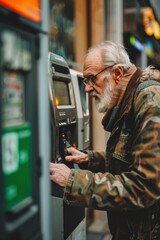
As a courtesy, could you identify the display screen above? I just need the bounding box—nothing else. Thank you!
[78,76,87,113]
[53,81,71,106]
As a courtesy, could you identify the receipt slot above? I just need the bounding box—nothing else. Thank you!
[48,52,86,240]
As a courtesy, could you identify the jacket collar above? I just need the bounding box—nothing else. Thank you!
[102,67,142,132]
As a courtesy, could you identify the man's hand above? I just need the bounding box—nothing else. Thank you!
[50,162,71,187]
[65,147,89,165]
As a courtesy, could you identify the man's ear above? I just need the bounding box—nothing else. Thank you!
[113,66,124,84]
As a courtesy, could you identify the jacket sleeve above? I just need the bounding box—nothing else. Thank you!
[80,150,106,173]
[63,86,160,211]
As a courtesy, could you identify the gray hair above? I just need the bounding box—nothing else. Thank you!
[86,41,133,71]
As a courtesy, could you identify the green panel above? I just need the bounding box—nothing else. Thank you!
[2,123,32,211]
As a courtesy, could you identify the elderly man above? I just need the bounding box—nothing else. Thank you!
[50,41,160,240]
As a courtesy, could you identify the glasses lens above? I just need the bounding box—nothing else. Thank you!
[89,76,96,84]
[83,75,96,85]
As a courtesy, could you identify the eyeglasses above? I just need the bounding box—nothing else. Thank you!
[83,64,115,86]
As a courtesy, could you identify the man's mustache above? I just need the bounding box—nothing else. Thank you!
[90,91,100,98]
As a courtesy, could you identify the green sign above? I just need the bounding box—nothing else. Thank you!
[2,123,32,211]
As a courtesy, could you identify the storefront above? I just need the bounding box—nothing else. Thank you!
[123,0,160,69]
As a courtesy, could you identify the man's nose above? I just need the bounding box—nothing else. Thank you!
[85,84,94,93]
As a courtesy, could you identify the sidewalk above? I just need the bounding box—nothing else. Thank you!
[86,210,112,240]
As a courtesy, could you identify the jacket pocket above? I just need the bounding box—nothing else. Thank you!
[107,128,134,174]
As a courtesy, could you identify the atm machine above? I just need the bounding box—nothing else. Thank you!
[70,69,90,151]
[0,1,51,240]
[48,52,86,240]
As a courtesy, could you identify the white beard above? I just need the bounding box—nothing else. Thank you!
[90,81,114,113]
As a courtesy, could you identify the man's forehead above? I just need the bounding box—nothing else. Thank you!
[86,49,102,61]
[83,51,103,72]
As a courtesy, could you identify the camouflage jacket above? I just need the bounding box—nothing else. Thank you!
[63,68,160,240]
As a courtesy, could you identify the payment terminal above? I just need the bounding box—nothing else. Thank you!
[48,52,86,240]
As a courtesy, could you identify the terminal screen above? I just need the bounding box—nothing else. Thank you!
[53,80,71,106]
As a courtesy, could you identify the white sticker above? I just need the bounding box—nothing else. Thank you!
[2,132,19,174]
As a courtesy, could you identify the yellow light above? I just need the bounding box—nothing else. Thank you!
[142,7,160,40]
[153,21,160,39]
[143,7,154,36]
[55,97,59,106]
